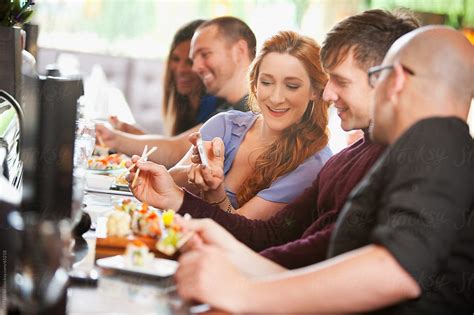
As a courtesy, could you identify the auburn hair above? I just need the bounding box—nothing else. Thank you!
[162,19,206,136]
[237,31,330,206]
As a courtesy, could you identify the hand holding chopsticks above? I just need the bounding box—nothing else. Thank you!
[130,145,147,187]
[123,149,185,211]
[96,133,106,147]
[125,146,157,172]
[116,145,157,188]
[117,146,157,180]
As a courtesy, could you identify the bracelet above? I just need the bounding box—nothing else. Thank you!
[209,195,228,205]
[224,201,234,214]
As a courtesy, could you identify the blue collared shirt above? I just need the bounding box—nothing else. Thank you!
[200,110,332,208]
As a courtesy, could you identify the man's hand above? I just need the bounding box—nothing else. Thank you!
[95,123,118,149]
[175,218,269,278]
[177,218,242,253]
[126,157,184,210]
[109,116,144,135]
[175,245,250,312]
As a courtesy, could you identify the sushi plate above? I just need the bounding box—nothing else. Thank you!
[96,255,178,278]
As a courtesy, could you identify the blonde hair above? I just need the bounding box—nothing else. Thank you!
[238,31,330,205]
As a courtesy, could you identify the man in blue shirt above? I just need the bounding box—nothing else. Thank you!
[96,17,254,168]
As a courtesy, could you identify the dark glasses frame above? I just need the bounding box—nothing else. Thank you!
[367,64,415,88]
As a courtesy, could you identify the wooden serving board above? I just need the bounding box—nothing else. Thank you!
[95,235,174,260]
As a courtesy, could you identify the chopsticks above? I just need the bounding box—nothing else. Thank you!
[131,145,152,188]
[176,230,195,249]
[176,213,194,249]
[116,145,157,187]
[125,146,157,173]
[96,134,106,147]
[157,213,194,255]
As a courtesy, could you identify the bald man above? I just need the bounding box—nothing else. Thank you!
[172,26,474,313]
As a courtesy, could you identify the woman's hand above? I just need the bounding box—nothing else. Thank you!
[126,157,184,210]
[187,132,226,201]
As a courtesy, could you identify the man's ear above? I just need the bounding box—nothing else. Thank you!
[232,39,248,62]
[387,62,406,104]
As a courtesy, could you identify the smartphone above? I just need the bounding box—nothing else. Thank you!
[196,134,209,167]
[68,268,99,285]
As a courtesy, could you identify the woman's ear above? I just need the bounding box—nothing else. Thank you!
[309,88,320,102]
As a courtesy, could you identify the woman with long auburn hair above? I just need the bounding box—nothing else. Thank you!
[180,30,333,220]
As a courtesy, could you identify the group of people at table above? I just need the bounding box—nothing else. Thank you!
[94,8,474,314]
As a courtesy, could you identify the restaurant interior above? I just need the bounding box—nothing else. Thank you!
[0,0,473,314]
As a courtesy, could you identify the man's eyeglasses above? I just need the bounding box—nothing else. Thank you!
[367,64,415,88]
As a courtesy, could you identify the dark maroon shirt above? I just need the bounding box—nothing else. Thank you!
[178,134,385,267]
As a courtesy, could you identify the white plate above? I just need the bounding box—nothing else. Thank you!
[85,187,133,196]
[96,255,178,277]
[86,168,125,176]
[113,182,130,191]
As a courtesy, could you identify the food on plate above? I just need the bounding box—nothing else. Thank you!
[156,231,180,256]
[124,240,154,267]
[106,210,131,237]
[87,154,126,171]
[93,144,109,157]
[114,198,139,215]
[104,199,188,255]
[156,210,189,256]
[162,209,175,227]
[114,174,129,186]
[132,208,162,238]
[109,199,163,238]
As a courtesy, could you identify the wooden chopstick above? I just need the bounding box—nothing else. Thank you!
[176,214,194,250]
[131,145,148,188]
[176,231,195,250]
[96,134,106,147]
[126,146,157,172]
[117,146,157,180]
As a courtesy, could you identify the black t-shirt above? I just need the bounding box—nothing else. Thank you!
[328,117,474,314]
[216,94,249,114]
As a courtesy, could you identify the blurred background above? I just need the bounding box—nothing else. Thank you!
[30,0,474,151]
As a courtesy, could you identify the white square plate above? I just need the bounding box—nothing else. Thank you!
[96,255,178,277]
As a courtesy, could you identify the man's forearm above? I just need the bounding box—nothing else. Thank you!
[142,135,191,168]
[113,133,192,169]
[145,126,199,168]
[237,245,421,313]
[229,242,287,278]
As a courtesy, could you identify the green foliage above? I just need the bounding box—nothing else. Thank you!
[291,0,310,28]
[368,0,473,28]
[90,1,156,40]
[0,0,35,27]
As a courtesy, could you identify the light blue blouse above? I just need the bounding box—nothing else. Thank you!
[200,110,332,208]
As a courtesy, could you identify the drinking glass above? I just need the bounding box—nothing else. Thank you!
[8,212,72,314]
